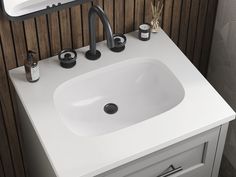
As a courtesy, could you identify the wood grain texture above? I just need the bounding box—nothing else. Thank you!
[134,0,145,29]
[0,62,15,177]
[0,38,25,177]
[93,0,104,41]
[178,0,191,53]
[163,0,173,35]
[47,12,61,55]
[186,0,200,60]
[114,0,124,33]
[192,0,208,68]
[36,15,51,59]
[0,13,17,70]
[24,18,40,60]
[0,0,219,176]
[59,9,72,49]
[82,2,92,46]
[71,5,83,49]
[11,21,27,66]
[104,0,114,30]
[171,0,182,44]
[200,0,218,75]
[0,103,14,177]
[125,0,135,32]
[0,156,5,177]
[144,0,154,24]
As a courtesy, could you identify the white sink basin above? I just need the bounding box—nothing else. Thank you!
[54,58,185,136]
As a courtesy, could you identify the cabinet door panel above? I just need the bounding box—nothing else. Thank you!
[96,127,220,177]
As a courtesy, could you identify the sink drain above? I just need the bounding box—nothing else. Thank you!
[104,103,118,114]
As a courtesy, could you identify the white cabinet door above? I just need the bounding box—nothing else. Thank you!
[96,127,220,177]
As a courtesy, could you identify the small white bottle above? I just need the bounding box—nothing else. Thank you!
[24,51,40,82]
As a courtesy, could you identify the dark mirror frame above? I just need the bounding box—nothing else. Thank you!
[0,0,93,21]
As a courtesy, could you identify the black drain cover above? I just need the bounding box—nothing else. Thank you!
[104,103,118,114]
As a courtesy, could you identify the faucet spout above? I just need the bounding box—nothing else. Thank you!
[85,5,115,60]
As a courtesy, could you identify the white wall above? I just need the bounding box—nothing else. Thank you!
[208,0,236,170]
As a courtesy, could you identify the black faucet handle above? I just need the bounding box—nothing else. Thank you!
[111,34,127,53]
[58,48,77,68]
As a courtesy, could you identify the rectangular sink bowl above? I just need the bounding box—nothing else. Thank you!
[54,58,185,136]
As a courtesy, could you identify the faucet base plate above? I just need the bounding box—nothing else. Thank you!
[111,45,125,53]
[85,50,101,60]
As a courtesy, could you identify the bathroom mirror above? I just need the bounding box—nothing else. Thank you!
[0,0,92,20]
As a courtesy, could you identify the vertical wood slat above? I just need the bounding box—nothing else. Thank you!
[0,108,15,177]
[0,14,17,70]
[0,37,14,177]
[0,102,14,177]
[47,12,61,55]
[0,156,5,177]
[82,2,92,46]
[192,0,208,68]
[24,18,40,60]
[125,0,135,32]
[186,0,200,60]
[162,0,173,35]
[11,21,27,66]
[104,0,114,31]
[144,0,154,24]
[178,0,191,53]
[0,15,26,177]
[36,15,51,59]
[93,0,104,41]
[200,0,218,75]
[114,0,124,33]
[71,5,83,49]
[134,0,145,29]
[0,48,15,177]
[59,9,72,49]
[171,0,182,44]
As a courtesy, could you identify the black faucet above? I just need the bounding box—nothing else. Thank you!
[85,5,126,60]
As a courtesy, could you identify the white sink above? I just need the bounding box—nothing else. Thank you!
[54,58,185,136]
[10,30,235,177]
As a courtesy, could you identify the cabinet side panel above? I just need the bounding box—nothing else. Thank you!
[16,96,57,177]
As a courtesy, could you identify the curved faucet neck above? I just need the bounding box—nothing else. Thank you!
[88,5,115,55]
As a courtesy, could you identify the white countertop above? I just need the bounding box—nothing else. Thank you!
[9,29,235,177]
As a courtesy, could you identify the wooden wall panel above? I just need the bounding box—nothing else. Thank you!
[82,2,92,46]
[178,0,191,53]
[0,100,15,177]
[171,0,182,44]
[134,0,145,29]
[104,0,114,30]
[24,19,40,60]
[192,0,208,67]
[0,26,26,177]
[125,0,135,32]
[0,156,5,177]
[93,0,104,41]
[59,9,73,49]
[48,12,62,55]
[114,0,124,33]
[199,0,219,75]
[185,0,200,60]
[144,0,154,24]
[11,21,27,66]
[0,0,219,176]
[71,5,84,49]
[36,15,51,59]
[163,0,173,35]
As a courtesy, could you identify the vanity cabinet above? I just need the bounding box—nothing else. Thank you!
[10,30,234,177]
[96,127,224,177]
